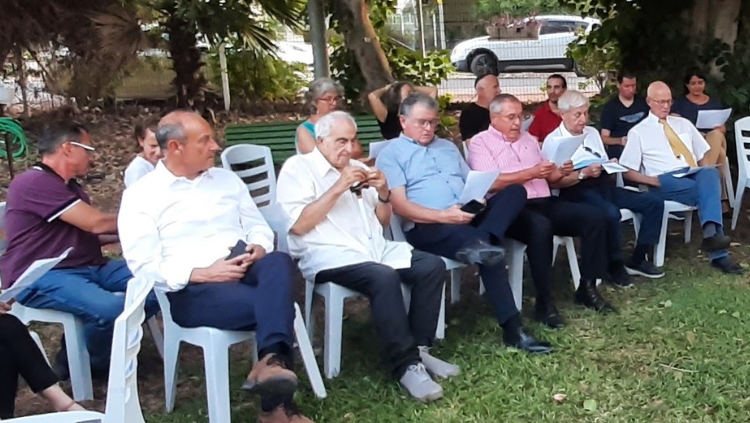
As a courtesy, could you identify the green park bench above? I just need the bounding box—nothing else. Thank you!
[224,115,384,165]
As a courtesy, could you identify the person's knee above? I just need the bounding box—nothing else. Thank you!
[263,251,295,268]
[503,184,528,203]
[365,265,403,295]
[413,253,447,284]
[530,216,553,240]
[86,295,126,330]
[0,314,29,338]
[602,202,622,224]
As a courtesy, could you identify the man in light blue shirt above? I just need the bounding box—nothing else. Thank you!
[377,93,552,354]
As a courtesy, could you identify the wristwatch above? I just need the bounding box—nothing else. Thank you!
[378,191,391,203]
[577,171,586,180]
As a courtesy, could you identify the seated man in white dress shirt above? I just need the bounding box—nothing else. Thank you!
[620,81,742,275]
[118,111,314,423]
[277,111,457,403]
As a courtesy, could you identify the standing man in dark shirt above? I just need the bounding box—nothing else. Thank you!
[600,70,649,159]
[0,122,158,379]
[459,74,501,142]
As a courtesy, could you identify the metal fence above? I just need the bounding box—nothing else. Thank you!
[386,0,600,103]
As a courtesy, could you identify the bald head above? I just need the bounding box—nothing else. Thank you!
[156,110,220,178]
[645,81,673,119]
[475,74,501,105]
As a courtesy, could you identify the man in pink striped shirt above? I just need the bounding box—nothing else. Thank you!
[468,94,617,326]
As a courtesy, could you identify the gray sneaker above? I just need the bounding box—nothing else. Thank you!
[418,346,460,379]
[399,363,444,403]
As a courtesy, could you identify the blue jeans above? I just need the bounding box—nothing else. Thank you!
[652,167,727,260]
[562,186,664,260]
[16,260,159,370]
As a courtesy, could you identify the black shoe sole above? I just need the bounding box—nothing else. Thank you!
[624,266,665,279]
[241,376,298,397]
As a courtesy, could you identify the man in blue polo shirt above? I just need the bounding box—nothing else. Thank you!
[377,93,552,354]
[0,122,158,378]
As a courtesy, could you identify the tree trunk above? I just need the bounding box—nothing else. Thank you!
[166,13,206,109]
[683,0,741,76]
[330,0,393,91]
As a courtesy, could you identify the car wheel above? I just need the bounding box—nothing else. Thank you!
[470,53,498,76]
[573,60,590,77]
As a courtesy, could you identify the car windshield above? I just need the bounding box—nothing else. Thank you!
[539,20,582,35]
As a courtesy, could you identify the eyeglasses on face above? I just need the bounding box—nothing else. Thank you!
[68,141,96,153]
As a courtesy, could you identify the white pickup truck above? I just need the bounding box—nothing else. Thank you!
[450,15,601,76]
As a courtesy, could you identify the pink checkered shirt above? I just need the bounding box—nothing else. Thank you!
[468,126,551,199]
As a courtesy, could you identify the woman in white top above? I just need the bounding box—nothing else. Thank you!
[124,118,163,188]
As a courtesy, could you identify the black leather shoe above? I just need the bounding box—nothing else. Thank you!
[534,304,565,329]
[711,257,744,275]
[702,235,731,253]
[503,328,553,354]
[574,279,617,313]
[608,264,633,288]
[455,239,505,267]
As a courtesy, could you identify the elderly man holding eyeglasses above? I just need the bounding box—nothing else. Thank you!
[377,93,553,355]
[468,94,618,328]
[619,81,742,275]
[0,122,159,381]
[542,90,665,280]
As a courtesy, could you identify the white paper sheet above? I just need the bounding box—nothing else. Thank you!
[544,134,587,165]
[601,162,628,174]
[0,247,72,303]
[672,164,719,178]
[459,170,501,204]
[368,140,393,159]
[571,147,605,170]
[696,108,732,129]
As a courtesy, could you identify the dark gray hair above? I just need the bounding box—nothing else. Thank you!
[37,122,89,156]
[557,90,590,113]
[489,93,522,115]
[305,78,344,111]
[155,123,187,149]
[315,111,358,141]
[399,93,438,118]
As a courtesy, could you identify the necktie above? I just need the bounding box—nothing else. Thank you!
[659,118,697,168]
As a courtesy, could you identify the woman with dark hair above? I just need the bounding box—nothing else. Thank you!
[671,68,730,210]
[368,81,438,140]
[124,117,163,188]
[0,301,85,419]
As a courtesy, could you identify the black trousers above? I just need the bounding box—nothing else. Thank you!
[0,313,59,419]
[405,184,528,326]
[505,197,609,296]
[315,250,446,379]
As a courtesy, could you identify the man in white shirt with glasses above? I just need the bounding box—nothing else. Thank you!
[277,111,457,404]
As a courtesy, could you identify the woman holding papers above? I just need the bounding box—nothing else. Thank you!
[671,68,730,210]
[0,301,85,418]
[544,90,666,280]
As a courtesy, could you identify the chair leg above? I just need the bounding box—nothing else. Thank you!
[203,343,232,423]
[147,316,165,360]
[724,157,735,207]
[564,238,581,290]
[323,293,345,379]
[654,208,670,267]
[304,280,315,340]
[435,284,446,340]
[163,334,181,413]
[293,303,327,398]
[632,215,641,243]
[449,268,461,304]
[732,180,746,230]
[684,211,693,244]
[63,318,94,401]
[507,244,525,311]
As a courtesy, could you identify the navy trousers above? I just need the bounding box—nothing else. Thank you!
[560,185,664,260]
[405,184,527,325]
[652,167,727,260]
[167,251,296,353]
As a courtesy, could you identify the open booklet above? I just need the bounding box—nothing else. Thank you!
[571,148,627,174]
[672,164,719,178]
[544,134,586,166]
[0,247,73,303]
[459,170,501,204]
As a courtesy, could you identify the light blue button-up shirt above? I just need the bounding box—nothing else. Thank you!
[376,134,469,210]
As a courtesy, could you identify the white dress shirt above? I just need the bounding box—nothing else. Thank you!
[118,161,275,292]
[542,123,609,161]
[277,148,412,281]
[619,112,710,177]
[123,155,155,188]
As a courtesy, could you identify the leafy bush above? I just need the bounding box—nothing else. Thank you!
[206,47,308,102]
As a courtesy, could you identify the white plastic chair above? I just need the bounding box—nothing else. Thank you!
[731,116,750,230]
[156,290,325,423]
[221,144,277,208]
[5,277,155,423]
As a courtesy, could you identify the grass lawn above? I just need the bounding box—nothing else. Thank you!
[14,227,750,422]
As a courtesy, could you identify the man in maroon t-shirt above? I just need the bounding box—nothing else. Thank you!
[0,122,157,378]
[528,74,567,143]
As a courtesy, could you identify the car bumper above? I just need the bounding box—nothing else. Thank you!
[452,60,469,72]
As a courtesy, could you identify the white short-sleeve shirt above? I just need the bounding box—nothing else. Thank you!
[123,155,155,188]
[619,113,710,177]
[542,123,609,161]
